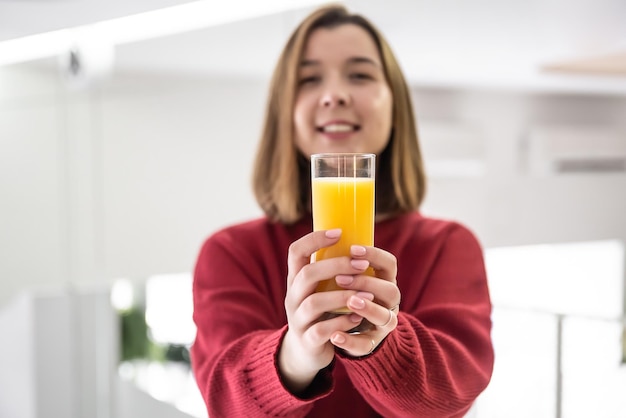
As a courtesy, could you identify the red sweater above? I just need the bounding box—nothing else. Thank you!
[191,212,494,417]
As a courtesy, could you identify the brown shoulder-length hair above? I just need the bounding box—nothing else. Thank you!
[252,4,426,224]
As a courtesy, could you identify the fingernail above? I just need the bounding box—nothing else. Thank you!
[335,275,354,286]
[356,291,374,301]
[350,259,369,270]
[351,245,366,256]
[349,296,366,309]
[349,314,363,323]
[332,333,346,344]
[325,229,342,238]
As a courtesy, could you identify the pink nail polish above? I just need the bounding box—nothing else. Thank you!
[335,275,354,285]
[350,296,365,309]
[355,291,374,301]
[349,314,363,323]
[351,245,366,256]
[351,259,369,270]
[325,229,342,238]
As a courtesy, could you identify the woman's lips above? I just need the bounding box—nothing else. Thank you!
[316,123,360,139]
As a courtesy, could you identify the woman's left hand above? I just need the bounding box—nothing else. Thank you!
[330,244,401,357]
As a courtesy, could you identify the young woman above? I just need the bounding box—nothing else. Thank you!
[191,5,494,417]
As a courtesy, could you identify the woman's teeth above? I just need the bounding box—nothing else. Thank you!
[321,124,355,132]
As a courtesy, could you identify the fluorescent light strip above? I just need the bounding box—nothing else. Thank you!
[100,0,324,45]
[0,0,324,67]
[0,29,73,66]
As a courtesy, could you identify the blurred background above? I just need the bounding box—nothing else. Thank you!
[0,0,625,417]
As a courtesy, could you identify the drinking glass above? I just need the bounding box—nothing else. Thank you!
[311,153,376,315]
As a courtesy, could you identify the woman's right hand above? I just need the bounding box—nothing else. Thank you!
[278,229,373,394]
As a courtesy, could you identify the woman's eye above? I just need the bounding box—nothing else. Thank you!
[350,72,373,81]
[299,76,320,85]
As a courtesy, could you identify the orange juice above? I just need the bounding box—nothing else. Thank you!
[312,177,375,313]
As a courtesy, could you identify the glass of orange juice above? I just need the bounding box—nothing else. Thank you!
[311,153,376,316]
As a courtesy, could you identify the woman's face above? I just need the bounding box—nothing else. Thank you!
[293,24,393,157]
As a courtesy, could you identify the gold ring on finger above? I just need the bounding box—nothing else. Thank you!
[367,338,376,355]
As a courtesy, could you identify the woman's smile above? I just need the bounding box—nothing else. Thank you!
[316,120,361,140]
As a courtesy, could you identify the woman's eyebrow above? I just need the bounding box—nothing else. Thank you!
[300,59,320,67]
[300,56,381,68]
[348,56,381,68]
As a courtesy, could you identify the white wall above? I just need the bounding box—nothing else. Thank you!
[1,63,626,308]
[96,74,266,279]
[1,66,68,307]
[0,65,267,306]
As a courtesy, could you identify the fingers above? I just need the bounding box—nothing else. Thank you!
[349,244,397,283]
[284,229,400,360]
[335,272,401,314]
[290,290,374,334]
[329,299,399,357]
[331,333,377,357]
[299,312,365,347]
[285,229,343,317]
[334,244,400,313]
[344,294,398,330]
[286,254,371,316]
[287,229,341,287]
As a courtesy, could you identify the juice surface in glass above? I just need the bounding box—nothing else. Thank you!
[312,176,375,313]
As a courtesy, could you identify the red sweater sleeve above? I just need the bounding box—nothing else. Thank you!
[337,221,494,417]
[190,225,333,418]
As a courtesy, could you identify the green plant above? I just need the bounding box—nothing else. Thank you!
[119,307,149,361]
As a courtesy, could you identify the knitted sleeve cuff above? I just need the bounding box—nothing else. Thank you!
[335,317,421,395]
[242,326,334,416]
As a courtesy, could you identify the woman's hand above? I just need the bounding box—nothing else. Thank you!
[280,229,370,393]
[278,229,400,393]
[330,244,400,357]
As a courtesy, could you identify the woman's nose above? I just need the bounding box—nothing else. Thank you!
[320,87,350,107]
